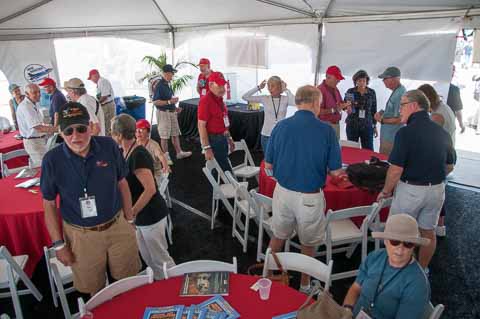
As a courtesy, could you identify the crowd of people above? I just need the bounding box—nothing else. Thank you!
[1,57,462,318]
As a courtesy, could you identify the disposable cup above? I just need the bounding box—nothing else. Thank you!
[258,278,272,300]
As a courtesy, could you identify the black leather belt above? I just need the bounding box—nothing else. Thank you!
[401,179,442,186]
[22,135,46,140]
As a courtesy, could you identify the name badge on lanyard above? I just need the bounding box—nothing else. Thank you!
[359,109,366,119]
[356,309,373,319]
[223,104,230,128]
[201,88,207,96]
[80,192,98,218]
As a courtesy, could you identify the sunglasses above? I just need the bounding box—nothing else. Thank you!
[389,240,415,249]
[63,125,88,136]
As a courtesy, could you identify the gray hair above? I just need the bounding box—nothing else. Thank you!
[295,85,322,105]
[267,76,282,87]
[70,88,87,96]
[403,89,430,111]
[24,83,39,94]
[111,114,136,140]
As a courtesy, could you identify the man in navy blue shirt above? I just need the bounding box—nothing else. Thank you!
[378,89,455,270]
[265,85,342,293]
[38,77,67,127]
[41,102,140,295]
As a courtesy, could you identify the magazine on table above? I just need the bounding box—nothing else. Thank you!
[272,311,297,319]
[197,296,240,319]
[180,272,230,296]
[15,177,40,188]
[143,305,185,319]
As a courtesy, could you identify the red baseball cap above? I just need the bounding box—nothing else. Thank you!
[198,58,210,66]
[38,78,56,87]
[136,119,151,130]
[88,69,99,80]
[208,72,227,86]
[326,65,345,80]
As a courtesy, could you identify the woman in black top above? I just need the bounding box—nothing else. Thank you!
[344,70,378,150]
[111,114,175,280]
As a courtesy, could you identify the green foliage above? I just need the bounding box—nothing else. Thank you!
[139,52,197,94]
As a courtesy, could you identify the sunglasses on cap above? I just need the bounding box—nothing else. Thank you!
[389,240,415,249]
[63,125,88,136]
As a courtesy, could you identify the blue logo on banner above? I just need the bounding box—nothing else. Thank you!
[24,64,53,83]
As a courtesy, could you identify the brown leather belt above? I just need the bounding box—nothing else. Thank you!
[67,213,120,232]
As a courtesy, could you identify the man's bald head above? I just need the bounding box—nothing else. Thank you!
[295,85,322,115]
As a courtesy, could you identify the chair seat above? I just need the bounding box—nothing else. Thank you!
[237,200,257,218]
[50,258,74,283]
[330,219,362,242]
[0,255,28,288]
[233,166,260,178]
[218,182,249,198]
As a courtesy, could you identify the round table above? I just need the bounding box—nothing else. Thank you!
[177,98,264,150]
[91,273,308,319]
[0,172,52,276]
[0,130,28,170]
[259,147,389,225]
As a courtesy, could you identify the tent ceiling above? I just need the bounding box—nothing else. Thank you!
[0,0,478,39]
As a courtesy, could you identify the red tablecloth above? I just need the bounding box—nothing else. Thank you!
[0,173,52,276]
[259,147,389,224]
[92,273,308,319]
[0,130,28,169]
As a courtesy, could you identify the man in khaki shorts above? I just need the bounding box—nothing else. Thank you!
[88,69,116,136]
[41,102,140,295]
[265,85,343,294]
[152,64,192,162]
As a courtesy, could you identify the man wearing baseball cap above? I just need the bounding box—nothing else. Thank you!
[317,65,351,139]
[39,77,67,127]
[197,58,213,98]
[198,71,235,172]
[88,69,116,136]
[152,64,192,161]
[374,66,405,155]
[41,102,140,296]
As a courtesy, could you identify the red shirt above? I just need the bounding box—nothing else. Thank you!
[317,80,342,124]
[197,72,211,97]
[198,91,228,134]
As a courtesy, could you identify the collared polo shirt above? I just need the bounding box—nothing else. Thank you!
[389,111,456,185]
[197,73,211,97]
[380,84,406,143]
[49,88,67,124]
[266,110,342,192]
[198,91,228,135]
[16,97,44,138]
[40,136,127,227]
[153,78,175,111]
[96,77,115,104]
[77,94,106,136]
[446,83,463,112]
[317,80,342,124]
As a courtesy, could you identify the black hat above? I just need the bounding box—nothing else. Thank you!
[58,102,90,131]
[162,64,177,73]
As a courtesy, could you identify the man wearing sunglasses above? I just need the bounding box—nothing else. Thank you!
[40,102,140,296]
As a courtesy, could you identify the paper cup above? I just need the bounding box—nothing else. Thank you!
[258,278,272,300]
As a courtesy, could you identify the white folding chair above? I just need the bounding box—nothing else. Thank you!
[163,258,237,279]
[157,173,173,245]
[77,268,154,316]
[202,159,247,229]
[50,263,76,319]
[0,149,30,178]
[45,133,60,152]
[424,302,445,319]
[262,248,333,293]
[340,140,361,148]
[316,204,379,280]
[229,139,260,181]
[371,197,393,250]
[43,247,74,309]
[0,246,43,319]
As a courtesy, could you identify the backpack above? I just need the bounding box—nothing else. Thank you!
[346,156,389,193]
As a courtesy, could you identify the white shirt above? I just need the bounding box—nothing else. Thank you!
[242,86,295,136]
[16,98,44,138]
[97,77,115,104]
[77,94,106,136]
[0,117,11,131]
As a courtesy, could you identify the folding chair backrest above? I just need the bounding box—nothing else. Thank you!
[1,149,30,177]
[50,263,74,319]
[163,258,237,279]
[262,248,333,292]
[230,139,255,166]
[225,171,252,204]
[80,268,154,313]
[251,190,272,222]
[46,133,59,152]
[326,205,375,227]
[205,159,229,184]
[424,302,444,319]
[340,140,361,148]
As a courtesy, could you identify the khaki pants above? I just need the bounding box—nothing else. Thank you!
[156,110,181,139]
[101,100,116,136]
[330,123,340,140]
[63,213,141,294]
[23,138,47,168]
[379,140,394,156]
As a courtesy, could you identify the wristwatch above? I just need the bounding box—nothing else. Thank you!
[201,145,212,154]
[52,240,65,251]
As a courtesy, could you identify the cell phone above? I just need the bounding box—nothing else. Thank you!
[264,168,273,177]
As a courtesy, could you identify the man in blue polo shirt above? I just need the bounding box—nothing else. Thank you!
[41,102,141,295]
[378,89,455,270]
[38,77,66,127]
[265,85,342,293]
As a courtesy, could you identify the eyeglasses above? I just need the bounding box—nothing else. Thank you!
[389,240,415,249]
[63,125,88,136]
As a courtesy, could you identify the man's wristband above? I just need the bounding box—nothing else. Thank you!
[202,145,212,154]
[343,305,354,311]
[381,190,391,197]
[52,239,66,251]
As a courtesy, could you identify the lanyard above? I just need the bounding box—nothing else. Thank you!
[271,96,281,121]
[369,254,412,311]
[67,154,93,198]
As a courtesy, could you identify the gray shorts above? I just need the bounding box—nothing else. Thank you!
[272,184,326,246]
[156,110,181,139]
[390,181,445,230]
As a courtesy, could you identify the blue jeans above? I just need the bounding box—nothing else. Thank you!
[261,135,270,155]
[209,134,232,172]
[346,123,374,150]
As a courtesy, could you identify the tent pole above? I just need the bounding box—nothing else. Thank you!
[171,29,175,63]
[0,0,53,25]
[314,23,323,86]
[255,0,315,17]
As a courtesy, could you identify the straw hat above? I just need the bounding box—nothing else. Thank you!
[372,214,430,246]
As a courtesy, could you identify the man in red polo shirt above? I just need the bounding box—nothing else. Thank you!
[197,58,213,98]
[198,71,235,172]
[317,65,351,139]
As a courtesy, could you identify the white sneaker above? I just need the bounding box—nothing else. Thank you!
[176,151,192,159]
[435,225,446,237]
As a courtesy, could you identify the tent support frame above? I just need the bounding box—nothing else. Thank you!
[255,0,316,18]
[0,0,53,25]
